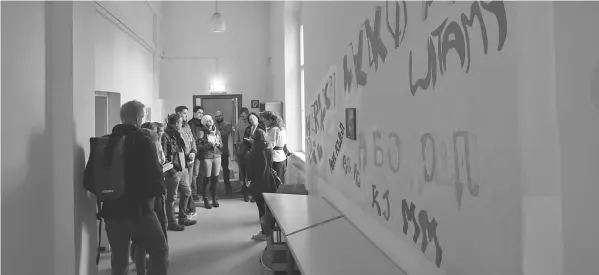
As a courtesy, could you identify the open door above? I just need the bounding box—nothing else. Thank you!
[193,94,242,181]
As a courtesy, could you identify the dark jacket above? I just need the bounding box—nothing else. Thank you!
[161,125,187,173]
[216,120,232,155]
[188,118,203,140]
[245,128,275,196]
[197,125,223,159]
[84,124,164,220]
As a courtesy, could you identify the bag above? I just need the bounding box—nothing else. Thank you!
[84,133,129,265]
[90,134,128,202]
[266,165,283,193]
[283,144,292,157]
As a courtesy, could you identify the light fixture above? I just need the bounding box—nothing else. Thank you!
[209,77,227,93]
[209,0,226,33]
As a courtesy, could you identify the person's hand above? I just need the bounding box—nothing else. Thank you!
[188,153,195,160]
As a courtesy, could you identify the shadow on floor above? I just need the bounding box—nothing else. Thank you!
[98,198,266,275]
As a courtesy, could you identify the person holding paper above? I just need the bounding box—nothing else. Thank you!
[196,115,224,209]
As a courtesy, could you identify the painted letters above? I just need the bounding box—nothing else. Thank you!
[373,129,384,167]
[364,7,388,72]
[328,123,346,172]
[373,185,391,220]
[453,130,478,209]
[422,133,436,182]
[402,199,443,267]
[418,211,443,267]
[409,1,508,96]
[386,0,408,49]
[388,132,401,173]
[358,131,368,170]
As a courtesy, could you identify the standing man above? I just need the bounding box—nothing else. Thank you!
[188,106,204,202]
[162,113,197,231]
[234,107,250,200]
[84,100,169,274]
[175,106,198,217]
[215,110,233,195]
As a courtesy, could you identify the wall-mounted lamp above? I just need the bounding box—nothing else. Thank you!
[209,78,227,93]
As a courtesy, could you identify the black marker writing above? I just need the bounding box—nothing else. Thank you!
[401,199,443,267]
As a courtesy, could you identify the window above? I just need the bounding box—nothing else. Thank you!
[300,24,306,152]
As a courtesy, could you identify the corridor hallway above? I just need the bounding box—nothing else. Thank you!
[4,1,599,275]
[98,195,265,275]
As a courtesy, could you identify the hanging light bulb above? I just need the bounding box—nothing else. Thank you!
[209,0,226,33]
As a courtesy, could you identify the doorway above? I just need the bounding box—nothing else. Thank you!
[95,91,121,137]
[94,90,120,251]
[193,94,242,181]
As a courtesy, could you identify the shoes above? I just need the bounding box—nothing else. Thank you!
[192,195,201,202]
[212,199,220,208]
[251,231,266,242]
[187,211,197,219]
[203,198,212,209]
[167,222,184,231]
[178,217,197,226]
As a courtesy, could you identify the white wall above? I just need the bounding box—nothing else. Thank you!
[553,3,599,275]
[2,2,161,275]
[2,2,96,275]
[94,1,161,120]
[269,1,285,103]
[160,1,270,113]
[302,1,523,275]
[2,3,54,273]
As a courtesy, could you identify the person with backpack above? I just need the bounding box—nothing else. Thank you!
[162,113,197,231]
[83,100,168,275]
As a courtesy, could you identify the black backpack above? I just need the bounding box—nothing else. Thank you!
[83,133,131,265]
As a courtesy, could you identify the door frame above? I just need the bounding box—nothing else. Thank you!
[193,94,243,114]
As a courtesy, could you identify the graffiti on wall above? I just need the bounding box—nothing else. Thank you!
[329,122,346,172]
[310,1,508,268]
[342,0,508,97]
[306,68,338,166]
[401,198,443,267]
[409,1,508,96]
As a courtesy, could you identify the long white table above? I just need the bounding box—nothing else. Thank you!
[286,217,407,275]
[262,194,406,275]
[262,193,343,236]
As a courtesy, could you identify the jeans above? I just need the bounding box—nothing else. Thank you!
[133,195,167,275]
[190,160,202,197]
[165,169,191,222]
[238,161,248,194]
[272,161,286,185]
[186,163,198,213]
[254,193,266,234]
[105,212,169,275]
[221,153,231,184]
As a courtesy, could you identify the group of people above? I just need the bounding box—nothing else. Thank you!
[86,99,288,274]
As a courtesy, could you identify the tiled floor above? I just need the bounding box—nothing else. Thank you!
[98,184,266,275]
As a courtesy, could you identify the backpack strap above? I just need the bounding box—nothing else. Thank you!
[95,200,103,265]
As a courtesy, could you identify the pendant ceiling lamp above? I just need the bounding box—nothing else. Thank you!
[209,0,226,33]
